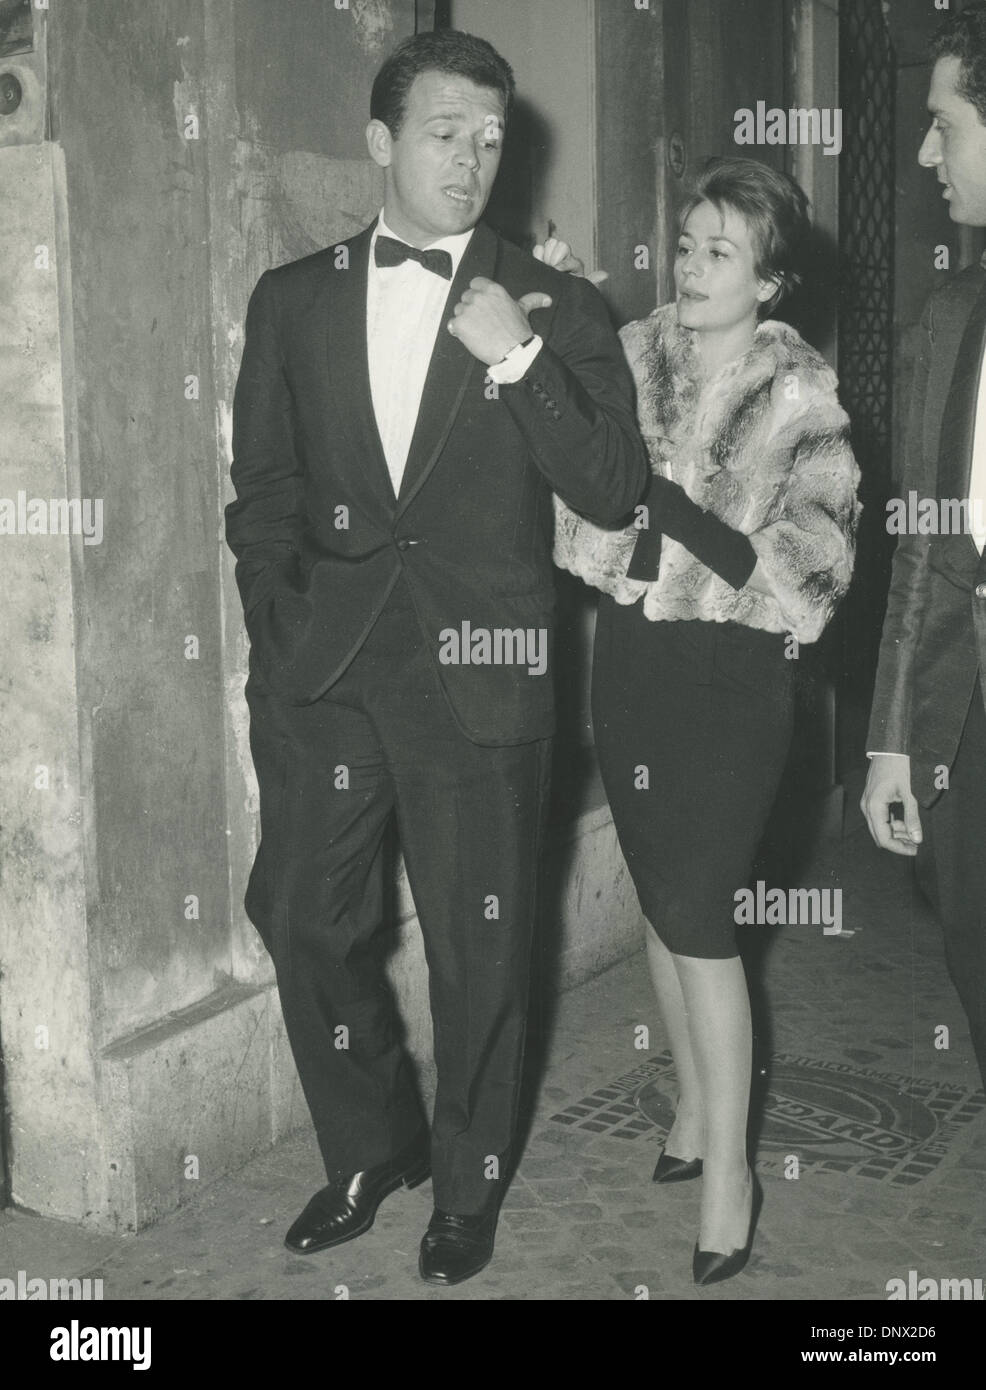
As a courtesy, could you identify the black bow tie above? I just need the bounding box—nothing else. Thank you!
[374,234,453,280]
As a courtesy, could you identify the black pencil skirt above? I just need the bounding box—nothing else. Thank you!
[592,594,796,959]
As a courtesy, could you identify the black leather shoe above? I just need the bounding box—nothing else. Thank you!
[652,1149,703,1183]
[418,1208,496,1286]
[285,1136,430,1254]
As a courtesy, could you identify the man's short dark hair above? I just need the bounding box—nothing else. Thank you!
[371,29,515,139]
[679,157,811,317]
[930,1,986,125]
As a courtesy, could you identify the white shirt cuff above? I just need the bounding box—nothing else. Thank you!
[866,751,909,759]
[487,335,544,384]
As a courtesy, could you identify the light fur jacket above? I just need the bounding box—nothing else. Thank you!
[553,304,862,644]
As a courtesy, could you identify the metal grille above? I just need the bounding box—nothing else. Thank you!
[838,2,896,476]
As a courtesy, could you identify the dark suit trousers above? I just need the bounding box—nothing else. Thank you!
[244,575,551,1214]
[917,684,986,1087]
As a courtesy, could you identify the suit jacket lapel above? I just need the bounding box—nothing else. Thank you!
[395,222,499,517]
[323,220,397,513]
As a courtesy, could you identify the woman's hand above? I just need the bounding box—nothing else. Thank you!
[532,230,609,285]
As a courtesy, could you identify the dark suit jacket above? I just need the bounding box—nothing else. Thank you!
[867,257,986,805]
[225,220,647,744]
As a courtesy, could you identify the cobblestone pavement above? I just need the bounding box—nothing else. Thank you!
[2,779,984,1302]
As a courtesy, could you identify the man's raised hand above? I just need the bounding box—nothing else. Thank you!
[533,233,609,285]
[447,277,552,365]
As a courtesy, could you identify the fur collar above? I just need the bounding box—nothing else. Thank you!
[618,306,842,531]
[620,304,838,444]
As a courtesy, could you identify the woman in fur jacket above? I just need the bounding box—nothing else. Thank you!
[542,158,861,1285]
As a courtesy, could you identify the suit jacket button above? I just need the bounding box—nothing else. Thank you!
[976,582,986,598]
[397,538,411,551]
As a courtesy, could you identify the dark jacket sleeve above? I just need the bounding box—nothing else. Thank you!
[224,270,306,618]
[495,274,649,524]
[626,473,758,590]
[865,295,936,754]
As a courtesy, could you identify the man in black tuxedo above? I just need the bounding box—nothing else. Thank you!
[225,29,646,1285]
[862,5,986,1087]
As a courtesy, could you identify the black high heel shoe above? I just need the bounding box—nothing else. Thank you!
[692,1171,763,1286]
[652,1149,703,1183]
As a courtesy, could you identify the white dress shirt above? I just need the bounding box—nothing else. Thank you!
[367,213,475,495]
[366,211,544,494]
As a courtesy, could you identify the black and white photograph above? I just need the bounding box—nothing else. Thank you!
[0,0,984,1351]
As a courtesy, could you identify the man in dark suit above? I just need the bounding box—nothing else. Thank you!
[224,29,646,1285]
[862,5,986,1087]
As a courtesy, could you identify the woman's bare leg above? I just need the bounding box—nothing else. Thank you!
[673,952,753,1254]
[645,925,704,1158]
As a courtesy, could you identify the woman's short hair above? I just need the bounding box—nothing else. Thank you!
[679,157,811,316]
[371,30,515,139]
